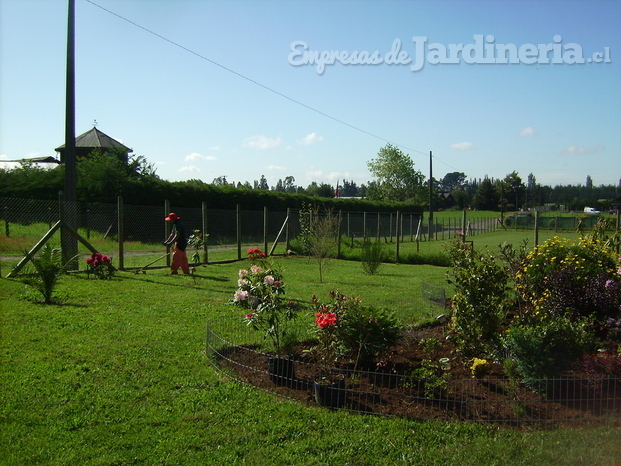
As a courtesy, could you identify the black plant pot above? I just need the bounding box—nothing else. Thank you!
[314,379,347,408]
[267,357,296,387]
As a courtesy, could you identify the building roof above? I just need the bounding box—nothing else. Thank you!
[55,127,132,153]
[4,156,61,164]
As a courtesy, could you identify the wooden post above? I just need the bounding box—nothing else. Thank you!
[285,208,291,252]
[534,210,539,247]
[202,201,208,263]
[165,200,171,266]
[389,212,393,242]
[363,211,367,238]
[337,210,342,258]
[263,206,268,255]
[395,211,400,263]
[237,204,242,260]
[117,196,124,270]
[376,212,380,241]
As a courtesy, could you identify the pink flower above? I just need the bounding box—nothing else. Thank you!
[274,280,282,287]
[238,269,248,278]
[238,278,249,287]
[263,275,275,286]
[245,313,254,319]
[234,290,250,302]
[250,265,263,274]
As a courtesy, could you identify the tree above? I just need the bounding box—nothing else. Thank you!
[439,172,467,192]
[300,206,340,283]
[586,175,593,189]
[503,171,525,210]
[254,175,269,190]
[366,144,425,202]
[283,175,296,193]
[472,177,500,211]
[212,176,228,186]
[305,181,334,197]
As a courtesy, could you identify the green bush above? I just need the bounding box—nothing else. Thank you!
[311,291,402,368]
[360,239,388,275]
[447,241,510,355]
[19,244,72,304]
[502,315,596,389]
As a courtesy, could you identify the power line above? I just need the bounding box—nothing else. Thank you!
[84,0,437,159]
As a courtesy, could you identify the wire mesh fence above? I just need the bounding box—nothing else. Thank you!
[206,323,621,426]
[2,196,618,275]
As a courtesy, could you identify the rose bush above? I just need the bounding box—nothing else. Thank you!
[230,249,297,353]
[85,252,114,279]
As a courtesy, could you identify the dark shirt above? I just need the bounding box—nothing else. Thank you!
[172,220,188,251]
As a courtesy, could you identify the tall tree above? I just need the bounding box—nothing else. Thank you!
[439,172,467,192]
[366,144,425,202]
[472,177,500,211]
[503,171,525,210]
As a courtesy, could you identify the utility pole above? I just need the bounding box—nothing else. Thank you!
[428,151,433,240]
[61,0,78,267]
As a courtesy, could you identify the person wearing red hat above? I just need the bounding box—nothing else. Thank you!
[164,213,190,274]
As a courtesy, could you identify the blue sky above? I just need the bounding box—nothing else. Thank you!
[2,0,620,189]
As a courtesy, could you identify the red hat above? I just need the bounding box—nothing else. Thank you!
[165,212,179,221]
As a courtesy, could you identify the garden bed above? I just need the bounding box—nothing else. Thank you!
[209,324,621,427]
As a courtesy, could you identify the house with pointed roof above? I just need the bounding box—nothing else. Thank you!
[55,127,133,164]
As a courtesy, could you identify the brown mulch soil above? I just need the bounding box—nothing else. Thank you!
[214,324,621,427]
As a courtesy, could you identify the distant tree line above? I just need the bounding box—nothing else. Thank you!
[1,145,618,212]
[0,151,417,213]
[437,171,621,212]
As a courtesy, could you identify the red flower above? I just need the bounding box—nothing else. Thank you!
[86,258,93,265]
[315,312,337,328]
[102,255,110,263]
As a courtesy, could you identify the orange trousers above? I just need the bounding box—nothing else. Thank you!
[171,246,190,274]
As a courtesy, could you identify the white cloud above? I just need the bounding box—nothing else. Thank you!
[297,132,323,146]
[450,142,475,151]
[178,165,201,173]
[243,135,282,150]
[266,165,286,171]
[562,144,604,155]
[185,152,216,162]
[519,126,539,137]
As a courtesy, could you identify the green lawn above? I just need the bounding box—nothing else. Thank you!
[1,256,620,464]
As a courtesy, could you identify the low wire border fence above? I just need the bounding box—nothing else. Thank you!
[206,325,621,427]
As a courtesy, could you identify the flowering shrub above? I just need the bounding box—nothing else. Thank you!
[230,249,297,353]
[85,252,114,279]
[309,291,402,368]
[516,236,619,320]
[470,358,490,379]
[447,239,510,355]
[246,247,266,261]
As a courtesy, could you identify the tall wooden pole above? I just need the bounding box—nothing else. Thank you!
[62,0,78,266]
[428,151,433,240]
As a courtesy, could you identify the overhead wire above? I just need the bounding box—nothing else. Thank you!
[84,0,465,174]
